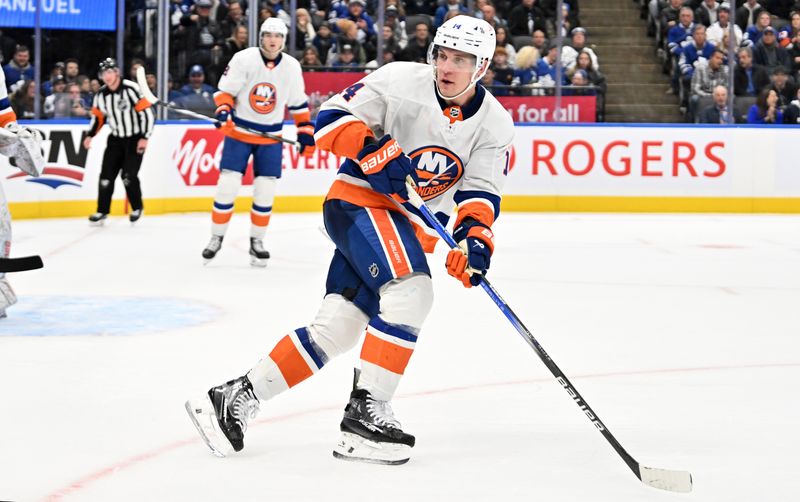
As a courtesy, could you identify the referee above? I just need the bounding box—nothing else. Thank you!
[83,58,154,225]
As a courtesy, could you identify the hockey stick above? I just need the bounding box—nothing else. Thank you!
[0,255,43,273]
[404,180,692,493]
[134,67,298,146]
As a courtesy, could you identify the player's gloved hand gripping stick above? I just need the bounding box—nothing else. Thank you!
[135,67,299,147]
[404,178,693,494]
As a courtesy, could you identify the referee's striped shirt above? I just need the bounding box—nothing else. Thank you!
[88,79,154,139]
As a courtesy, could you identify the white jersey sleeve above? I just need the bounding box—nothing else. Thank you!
[0,70,17,127]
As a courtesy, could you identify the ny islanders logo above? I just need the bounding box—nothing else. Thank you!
[408,145,463,201]
[249,82,277,114]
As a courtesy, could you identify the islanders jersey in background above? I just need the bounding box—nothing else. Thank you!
[215,47,310,144]
[314,62,515,252]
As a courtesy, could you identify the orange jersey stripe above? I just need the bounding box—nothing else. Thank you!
[360,332,414,375]
[91,107,105,129]
[223,125,281,145]
[369,209,411,277]
[250,212,271,227]
[213,91,235,108]
[134,98,152,112]
[269,335,314,387]
[315,121,374,160]
[326,180,399,211]
[291,111,311,124]
[454,201,495,229]
[212,211,233,224]
[0,109,17,127]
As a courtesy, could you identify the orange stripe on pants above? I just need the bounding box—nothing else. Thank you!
[212,211,233,224]
[269,335,314,388]
[360,332,414,375]
[251,212,271,227]
[369,209,411,277]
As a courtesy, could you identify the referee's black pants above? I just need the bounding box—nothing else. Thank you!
[96,135,144,214]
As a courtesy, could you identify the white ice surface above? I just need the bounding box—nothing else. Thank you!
[1,212,799,502]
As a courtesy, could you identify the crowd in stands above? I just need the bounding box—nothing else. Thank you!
[2,0,610,122]
[643,0,800,123]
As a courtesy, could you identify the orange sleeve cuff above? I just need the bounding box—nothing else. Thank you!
[134,98,152,112]
[213,91,235,108]
[0,110,16,128]
[291,111,311,124]
[316,121,375,160]
[454,201,496,230]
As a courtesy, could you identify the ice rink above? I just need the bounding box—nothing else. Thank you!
[1,211,798,502]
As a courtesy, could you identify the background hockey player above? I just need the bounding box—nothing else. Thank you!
[186,16,514,465]
[201,18,316,266]
[84,58,154,226]
[0,68,44,318]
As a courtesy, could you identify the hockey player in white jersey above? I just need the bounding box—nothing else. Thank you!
[202,18,316,266]
[0,69,44,317]
[186,16,514,464]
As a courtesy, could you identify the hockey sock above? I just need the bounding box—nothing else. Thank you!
[211,170,242,236]
[358,316,418,402]
[250,176,276,239]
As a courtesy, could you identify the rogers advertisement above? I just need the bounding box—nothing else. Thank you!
[1,123,798,216]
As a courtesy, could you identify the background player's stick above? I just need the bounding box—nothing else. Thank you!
[0,255,43,273]
[135,67,298,146]
[404,180,693,493]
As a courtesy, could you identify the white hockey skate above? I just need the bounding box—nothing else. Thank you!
[249,237,270,267]
[185,375,260,457]
[332,387,415,465]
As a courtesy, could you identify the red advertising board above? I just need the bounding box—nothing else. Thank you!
[302,71,596,123]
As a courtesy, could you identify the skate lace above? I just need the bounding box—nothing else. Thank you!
[207,236,222,252]
[250,239,265,253]
[231,388,260,433]
[366,397,401,429]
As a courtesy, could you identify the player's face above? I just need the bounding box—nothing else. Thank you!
[434,47,478,99]
[261,32,284,58]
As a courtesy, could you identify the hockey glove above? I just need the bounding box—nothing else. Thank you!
[446,219,494,288]
[214,104,232,128]
[296,121,316,156]
[356,135,418,200]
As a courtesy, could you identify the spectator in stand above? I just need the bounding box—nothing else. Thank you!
[679,24,716,104]
[783,85,800,122]
[511,45,541,91]
[90,78,101,95]
[695,0,721,27]
[507,0,547,37]
[708,3,744,47]
[745,10,774,46]
[301,46,324,70]
[313,21,336,64]
[734,46,772,95]
[380,25,401,61]
[568,49,606,119]
[491,47,515,87]
[779,11,800,73]
[659,0,685,45]
[768,66,799,106]
[43,76,67,118]
[331,43,360,70]
[540,0,580,38]
[65,82,90,119]
[434,0,468,28]
[384,3,409,51]
[9,80,37,120]
[564,69,597,96]
[179,65,216,96]
[41,62,65,97]
[171,66,216,118]
[747,87,784,122]
[129,58,146,83]
[399,22,431,63]
[177,0,224,83]
[219,24,248,70]
[754,26,792,70]
[737,0,765,31]
[536,42,568,86]
[472,0,489,19]
[531,29,548,53]
[219,0,246,39]
[332,19,367,64]
[64,58,80,84]
[480,66,509,96]
[698,85,739,122]
[3,46,33,93]
[480,2,507,31]
[689,48,729,121]
[561,27,598,71]
[494,26,517,66]
[293,9,317,53]
[77,75,93,103]
[668,7,697,59]
[331,0,377,45]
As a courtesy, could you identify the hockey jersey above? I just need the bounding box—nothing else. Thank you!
[0,70,16,128]
[314,62,515,252]
[215,47,311,144]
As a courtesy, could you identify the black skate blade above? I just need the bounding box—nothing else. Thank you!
[332,450,409,466]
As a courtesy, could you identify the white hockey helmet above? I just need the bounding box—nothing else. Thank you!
[427,15,496,98]
[260,18,288,51]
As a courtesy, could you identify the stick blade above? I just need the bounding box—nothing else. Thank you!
[135,66,159,105]
[639,466,693,493]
